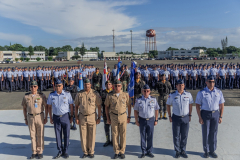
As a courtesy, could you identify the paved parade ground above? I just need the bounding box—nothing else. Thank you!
[0,108,240,160]
[0,59,240,160]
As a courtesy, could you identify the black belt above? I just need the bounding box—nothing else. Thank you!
[53,113,68,117]
[201,110,218,113]
[80,112,95,116]
[28,112,43,117]
[172,114,188,118]
[139,116,154,120]
[111,112,126,116]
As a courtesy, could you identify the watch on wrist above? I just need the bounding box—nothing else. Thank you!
[220,117,222,119]
[24,118,27,120]
[189,115,192,116]
[155,120,158,122]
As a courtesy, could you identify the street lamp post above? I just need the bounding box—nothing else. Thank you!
[130,30,132,53]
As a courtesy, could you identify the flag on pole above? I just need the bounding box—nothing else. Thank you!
[102,58,107,90]
[128,60,136,105]
[116,56,122,80]
[79,73,84,90]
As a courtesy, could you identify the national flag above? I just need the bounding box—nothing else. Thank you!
[116,56,122,80]
[128,60,136,105]
[102,58,107,90]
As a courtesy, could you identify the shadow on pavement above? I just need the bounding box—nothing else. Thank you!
[0,122,53,128]
[0,134,203,159]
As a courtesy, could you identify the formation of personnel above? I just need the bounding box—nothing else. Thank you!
[22,72,225,159]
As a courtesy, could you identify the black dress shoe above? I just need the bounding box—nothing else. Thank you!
[113,154,118,159]
[63,153,69,159]
[103,141,111,147]
[180,151,188,158]
[89,154,94,158]
[147,153,154,158]
[140,154,145,158]
[30,154,37,159]
[175,152,180,158]
[203,152,209,158]
[82,154,88,158]
[119,154,125,159]
[71,126,77,130]
[54,152,62,159]
[38,154,43,159]
[209,152,218,158]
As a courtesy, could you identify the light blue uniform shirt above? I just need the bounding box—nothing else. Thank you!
[68,71,74,78]
[13,70,18,77]
[47,90,73,115]
[3,71,7,77]
[151,70,159,77]
[191,70,198,77]
[37,70,43,77]
[17,71,22,77]
[180,70,188,76]
[43,70,47,77]
[166,90,194,116]
[53,71,59,78]
[142,69,150,77]
[133,95,159,119]
[6,71,13,78]
[195,87,225,111]
[162,70,170,78]
[228,69,236,76]
[218,69,226,76]
[171,70,179,77]
[112,69,117,77]
[0,71,3,78]
[23,71,29,78]
[236,69,240,76]
[201,70,208,77]
[81,70,88,77]
[210,68,218,76]
[29,71,33,77]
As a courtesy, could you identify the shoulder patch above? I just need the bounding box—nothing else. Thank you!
[150,95,155,98]
[50,91,55,94]
[185,91,190,93]
[137,95,142,99]
[64,90,70,93]
[25,92,31,95]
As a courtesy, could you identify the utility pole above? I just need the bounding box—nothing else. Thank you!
[112,29,115,52]
[130,30,132,53]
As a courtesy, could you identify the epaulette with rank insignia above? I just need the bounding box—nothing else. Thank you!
[170,91,176,94]
[150,95,155,98]
[65,91,70,93]
[78,90,84,93]
[50,91,55,94]
[25,92,31,95]
[137,95,142,99]
[185,91,190,93]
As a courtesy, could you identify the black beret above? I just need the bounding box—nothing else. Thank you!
[207,75,215,80]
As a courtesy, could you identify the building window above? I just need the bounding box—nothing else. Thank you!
[188,52,191,53]
[194,51,198,53]
[181,52,185,53]
[4,54,12,56]
[175,52,178,53]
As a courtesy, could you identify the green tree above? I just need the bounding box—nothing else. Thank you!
[61,45,73,51]
[26,58,30,62]
[74,47,81,51]
[79,43,86,60]
[191,46,207,50]
[6,59,10,62]
[15,58,19,62]
[20,57,24,61]
[36,57,41,61]
[48,56,53,61]
[166,47,179,51]
[28,45,34,60]
[0,46,7,51]
[34,45,46,51]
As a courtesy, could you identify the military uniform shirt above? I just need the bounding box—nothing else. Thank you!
[166,90,194,116]
[47,90,73,115]
[68,71,73,78]
[195,87,225,111]
[191,70,198,76]
[3,71,7,77]
[17,71,23,77]
[228,69,236,76]
[180,70,188,76]
[6,71,13,78]
[236,69,240,76]
[33,71,36,77]
[0,71,3,78]
[13,70,18,77]
[43,70,47,77]
[22,93,47,114]
[112,69,118,77]
[36,70,43,77]
[142,70,150,77]
[151,70,159,77]
[171,70,179,77]
[201,70,208,76]
[134,95,159,119]
[23,71,30,78]
[218,69,226,76]
[162,70,170,77]
[29,71,33,77]
[81,71,88,77]
[210,68,218,76]
[53,71,59,78]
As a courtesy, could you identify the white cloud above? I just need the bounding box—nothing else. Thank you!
[0,0,144,38]
[0,32,32,46]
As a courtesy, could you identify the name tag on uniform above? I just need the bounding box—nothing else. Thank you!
[34,103,38,108]
[174,97,178,99]
[150,100,154,104]
[63,97,66,99]
[184,97,189,98]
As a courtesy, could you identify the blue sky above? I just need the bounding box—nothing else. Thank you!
[0,0,240,53]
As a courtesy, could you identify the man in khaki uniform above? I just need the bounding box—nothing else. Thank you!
[75,78,102,158]
[105,80,131,159]
[22,81,47,159]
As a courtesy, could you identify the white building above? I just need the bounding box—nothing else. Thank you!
[158,49,205,59]
[0,51,45,61]
[102,52,147,59]
[57,51,98,60]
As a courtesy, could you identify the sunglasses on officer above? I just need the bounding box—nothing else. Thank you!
[207,81,215,83]
[56,85,62,88]
[30,85,38,88]
[115,85,121,87]
[143,90,150,93]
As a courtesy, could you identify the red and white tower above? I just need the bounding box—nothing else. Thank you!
[145,29,157,53]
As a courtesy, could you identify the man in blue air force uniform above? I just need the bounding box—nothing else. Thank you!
[195,75,225,158]
[134,84,159,158]
[166,79,193,158]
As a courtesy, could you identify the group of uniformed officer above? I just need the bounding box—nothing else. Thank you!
[21,62,226,159]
